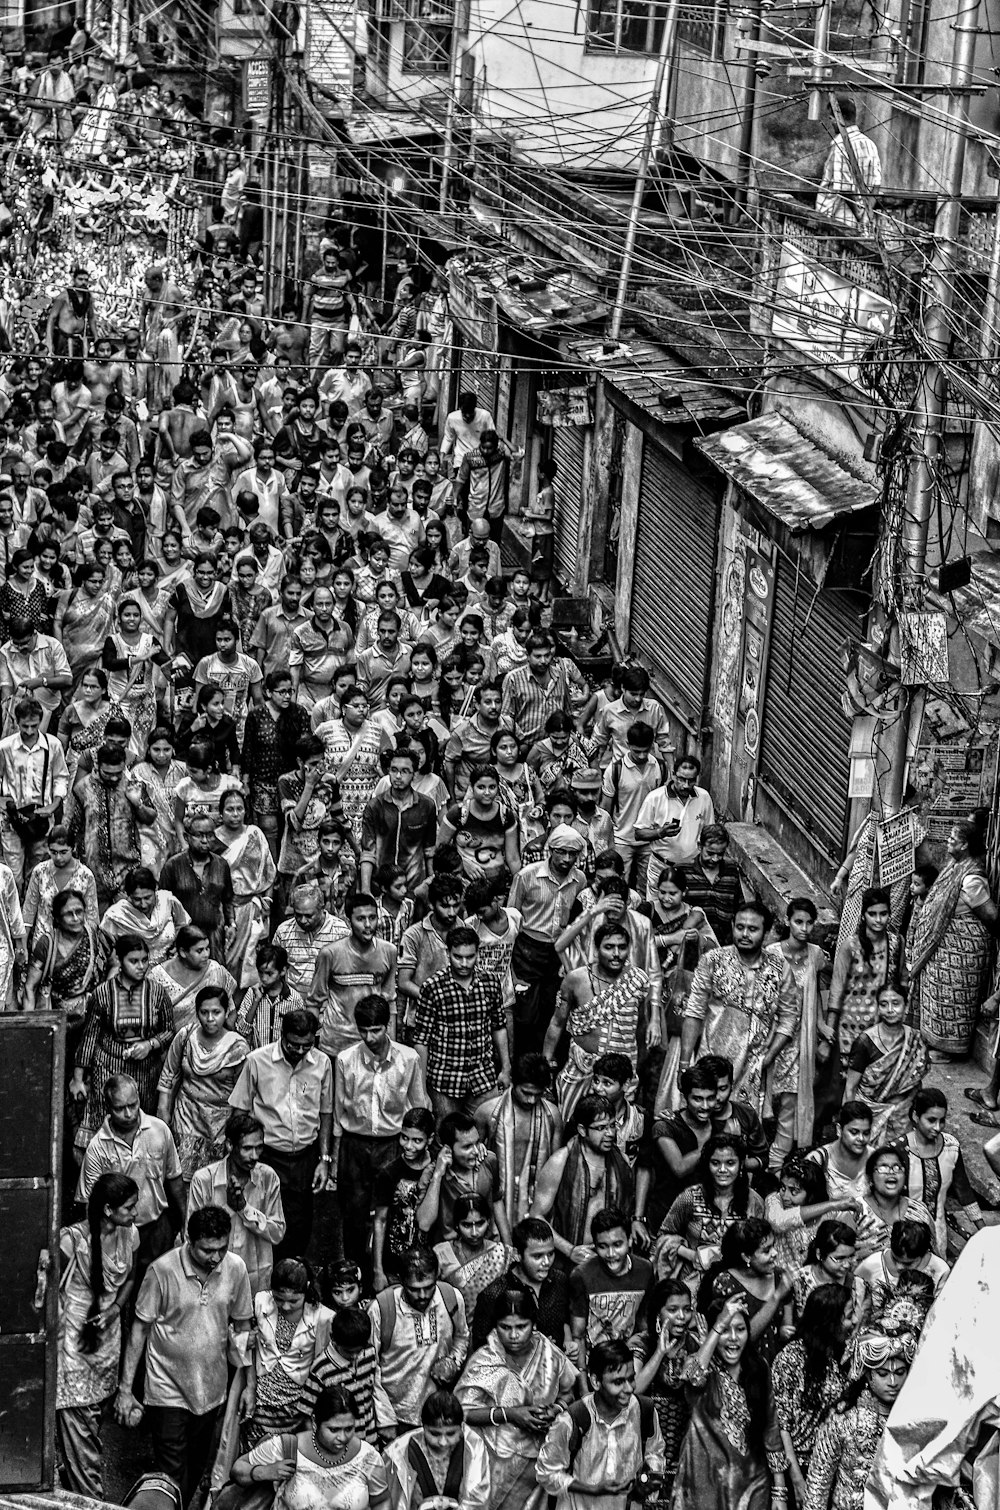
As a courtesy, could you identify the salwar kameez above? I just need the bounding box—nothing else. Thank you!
[56,1218,139,1499]
[75,977,175,1149]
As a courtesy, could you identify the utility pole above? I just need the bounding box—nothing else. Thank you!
[875,0,981,814]
[608,0,681,343]
[439,0,464,213]
[733,0,763,219]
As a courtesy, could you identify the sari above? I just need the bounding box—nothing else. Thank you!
[216,823,276,987]
[61,698,117,786]
[671,1359,783,1510]
[455,1330,578,1510]
[157,1022,249,1181]
[131,758,185,872]
[124,584,172,639]
[62,586,116,677]
[909,856,995,1055]
[149,958,237,1034]
[100,890,190,968]
[433,1239,514,1329]
[852,1025,928,1144]
[105,631,158,760]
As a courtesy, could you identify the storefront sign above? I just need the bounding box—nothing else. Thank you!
[770,241,894,384]
[877,812,917,887]
[536,386,591,427]
[911,733,999,844]
[244,58,272,118]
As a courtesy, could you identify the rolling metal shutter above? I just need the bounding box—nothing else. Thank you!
[757,556,860,860]
[629,440,720,725]
[551,424,587,589]
[456,328,497,419]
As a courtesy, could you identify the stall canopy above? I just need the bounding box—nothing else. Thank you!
[567,337,743,425]
[695,412,878,531]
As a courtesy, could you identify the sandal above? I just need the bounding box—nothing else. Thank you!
[970,1110,1000,1130]
[964,1086,998,1110]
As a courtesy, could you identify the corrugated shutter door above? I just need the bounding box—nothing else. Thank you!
[456,328,497,418]
[629,442,719,722]
[757,558,860,859]
[551,424,586,588]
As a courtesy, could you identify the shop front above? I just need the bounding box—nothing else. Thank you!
[698,410,879,878]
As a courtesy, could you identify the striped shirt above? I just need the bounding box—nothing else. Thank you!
[233,986,307,1050]
[300,1342,381,1444]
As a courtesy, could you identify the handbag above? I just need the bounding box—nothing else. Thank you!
[213,1432,298,1510]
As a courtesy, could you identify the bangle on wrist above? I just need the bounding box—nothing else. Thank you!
[320,1154,332,1163]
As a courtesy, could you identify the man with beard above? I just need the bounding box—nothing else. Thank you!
[531,1093,634,1267]
[369,1245,469,1433]
[508,823,588,1056]
[544,922,651,1123]
[70,742,155,910]
[680,900,800,1131]
[475,1053,563,1229]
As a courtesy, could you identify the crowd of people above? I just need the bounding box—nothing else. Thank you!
[0,59,989,1510]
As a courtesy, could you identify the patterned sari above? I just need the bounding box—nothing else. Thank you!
[434,1239,514,1329]
[62,585,116,677]
[855,1025,929,1144]
[455,1330,577,1510]
[910,857,995,1055]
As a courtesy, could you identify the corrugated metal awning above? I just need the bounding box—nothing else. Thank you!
[345,112,441,145]
[565,336,744,424]
[695,413,878,530]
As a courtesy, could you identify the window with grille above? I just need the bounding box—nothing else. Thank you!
[586,0,667,54]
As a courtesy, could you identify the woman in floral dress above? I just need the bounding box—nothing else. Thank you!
[633,1280,703,1504]
[101,597,160,762]
[827,888,905,1061]
[56,1170,139,1499]
[55,563,117,679]
[315,684,386,843]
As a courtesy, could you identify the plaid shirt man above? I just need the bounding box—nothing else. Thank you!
[816,125,881,225]
[411,966,506,1100]
[501,655,582,749]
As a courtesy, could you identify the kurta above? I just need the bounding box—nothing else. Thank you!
[684,946,800,1113]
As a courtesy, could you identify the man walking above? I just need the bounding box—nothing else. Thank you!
[411,925,511,1120]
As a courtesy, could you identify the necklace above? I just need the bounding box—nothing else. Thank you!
[311,1431,350,1467]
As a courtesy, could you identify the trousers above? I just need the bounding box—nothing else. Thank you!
[262,1141,319,1260]
[338,1131,400,1281]
[146,1403,222,1505]
[56,1401,105,1499]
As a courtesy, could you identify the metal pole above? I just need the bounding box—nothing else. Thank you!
[733,0,762,218]
[608,0,680,343]
[877,0,980,815]
[439,0,463,213]
[808,0,831,119]
[381,190,389,309]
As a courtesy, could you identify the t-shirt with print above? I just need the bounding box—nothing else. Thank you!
[569,1253,653,1351]
[375,1155,432,1268]
[195,650,263,732]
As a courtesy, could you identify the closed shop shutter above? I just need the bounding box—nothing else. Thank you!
[551,424,587,588]
[456,327,497,418]
[757,556,861,860]
[629,440,720,724]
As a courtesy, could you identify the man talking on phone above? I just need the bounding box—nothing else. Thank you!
[633,753,715,900]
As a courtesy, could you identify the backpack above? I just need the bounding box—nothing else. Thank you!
[376,1281,460,1351]
[608,756,664,814]
[565,1393,657,1466]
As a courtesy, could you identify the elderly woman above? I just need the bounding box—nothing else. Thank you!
[455,1284,576,1510]
[909,821,998,1061]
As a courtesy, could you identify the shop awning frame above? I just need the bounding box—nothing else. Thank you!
[695,412,879,531]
